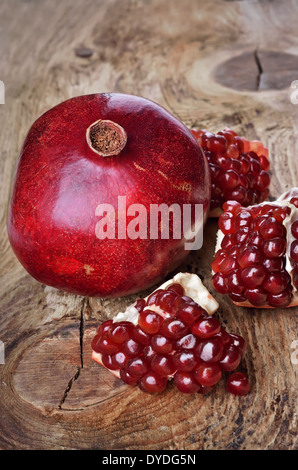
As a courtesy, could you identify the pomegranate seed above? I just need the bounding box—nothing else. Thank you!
[234,227,250,244]
[290,240,298,262]
[172,351,197,372]
[120,369,139,385]
[224,269,245,294]
[175,333,198,350]
[211,251,228,273]
[101,354,119,371]
[155,290,178,313]
[143,344,155,362]
[216,328,231,345]
[267,287,292,308]
[221,234,235,251]
[290,197,298,208]
[228,292,246,303]
[146,289,163,306]
[240,266,266,288]
[151,334,174,354]
[138,372,167,393]
[226,372,250,396]
[262,237,286,258]
[212,272,228,294]
[244,287,267,306]
[246,232,263,248]
[259,155,270,171]
[177,303,204,325]
[218,170,240,190]
[96,320,113,335]
[228,334,246,355]
[234,210,253,231]
[111,351,128,369]
[166,283,185,296]
[151,354,176,377]
[219,255,238,274]
[218,212,236,234]
[138,309,163,334]
[195,337,224,363]
[222,201,242,214]
[126,357,148,378]
[107,322,133,343]
[134,298,146,312]
[238,246,262,268]
[122,339,143,357]
[263,272,290,294]
[132,326,152,345]
[174,372,201,394]
[259,217,285,239]
[91,334,120,355]
[191,316,221,339]
[219,345,241,371]
[159,317,188,339]
[194,363,222,386]
[291,220,298,239]
[262,257,285,272]
[207,134,227,153]
[255,171,270,191]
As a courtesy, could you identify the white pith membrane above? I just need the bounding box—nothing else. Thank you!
[92,272,219,378]
[213,188,298,308]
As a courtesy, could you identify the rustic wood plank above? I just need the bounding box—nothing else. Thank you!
[0,0,297,450]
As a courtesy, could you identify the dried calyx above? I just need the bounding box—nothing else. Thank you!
[86,119,127,157]
[212,188,298,308]
[91,273,250,396]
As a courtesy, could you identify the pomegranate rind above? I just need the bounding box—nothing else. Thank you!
[213,189,298,308]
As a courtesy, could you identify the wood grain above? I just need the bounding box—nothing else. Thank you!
[0,0,297,450]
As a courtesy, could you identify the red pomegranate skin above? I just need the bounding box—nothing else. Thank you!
[7,93,210,297]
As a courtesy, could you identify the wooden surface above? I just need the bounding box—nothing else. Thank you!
[0,0,297,450]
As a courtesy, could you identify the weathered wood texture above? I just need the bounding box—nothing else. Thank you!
[0,0,297,450]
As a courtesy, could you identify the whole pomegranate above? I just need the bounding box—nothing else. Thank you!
[212,188,298,308]
[7,93,211,297]
[91,273,250,395]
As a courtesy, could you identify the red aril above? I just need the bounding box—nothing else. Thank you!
[212,188,298,307]
[7,93,211,298]
[226,372,251,396]
[91,273,249,394]
[193,363,222,386]
[191,128,270,217]
[174,372,201,394]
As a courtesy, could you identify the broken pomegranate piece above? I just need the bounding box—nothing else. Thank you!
[191,128,270,217]
[212,189,298,308]
[92,273,250,395]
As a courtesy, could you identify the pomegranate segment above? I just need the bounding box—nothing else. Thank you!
[212,189,298,308]
[191,128,270,217]
[91,273,250,395]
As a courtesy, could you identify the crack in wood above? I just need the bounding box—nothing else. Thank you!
[254,49,263,91]
[58,297,88,409]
